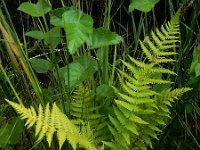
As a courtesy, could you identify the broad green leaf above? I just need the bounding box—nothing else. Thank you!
[63,8,93,54]
[0,117,23,147]
[96,84,115,97]
[50,7,69,27]
[18,0,51,17]
[25,31,45,40]
[64,63,84,89]
[25,27,60,49]
[44,27,61,49]
[64,62,96,89]
[29,58,52,73]
[87,28,123,49]
[73,56,98,71]
[80,66,96,82]
[129,0,160,12]
[54,65,68,82]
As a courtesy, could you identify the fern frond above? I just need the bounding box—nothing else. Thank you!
[71,84,110,145]
[106,9,191,150]
[5,99,96,150]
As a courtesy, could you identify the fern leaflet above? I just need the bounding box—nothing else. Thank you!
[5,99,96,150]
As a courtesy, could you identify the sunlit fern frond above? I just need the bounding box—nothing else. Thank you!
[105,9,191,150]
[71,84,111,145]
[155,88,192,119]
[5,99,96,150]
[140,9,180,65]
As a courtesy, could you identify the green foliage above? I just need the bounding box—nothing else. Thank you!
[104,9,191,150]
[189,44,200,90]
[49,7,122,54]
[63,62,96,89]
[25,31,45,40]
[129,0,160,12]
[18,0,51,17]
[54,56,98,88]
[0,117,24,148]
[29,58,52,73]
[96,84,115,97]
[63,8,93,54]
[87,28,123,49]
[71,84,110,144]
[73,56,98,71]
[5,99,96,150]
[1,0,194,149]
[43,27,61,49]
[26,27,61,49]
[49,7,70,27]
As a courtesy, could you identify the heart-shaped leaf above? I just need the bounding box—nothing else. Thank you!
[25,27,60,49]
[44,27,61,49]
[129,0,160,12]
[18,0,51,17]
[63,62,96,89]
[63,8,93,54]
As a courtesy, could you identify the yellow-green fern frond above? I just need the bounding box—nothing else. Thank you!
[106,9,190,150]
[155,88,192,118]
[5,99,96,150]
[139,9,180,65]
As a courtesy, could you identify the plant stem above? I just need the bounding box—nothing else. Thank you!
[102,0,111,84]
[110,45,117,86]
[0,63,22,104]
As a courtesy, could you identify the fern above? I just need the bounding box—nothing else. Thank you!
[71,84,110,144]
[105,9,191,150]
[5,8,191,150]
[5,99,96,150]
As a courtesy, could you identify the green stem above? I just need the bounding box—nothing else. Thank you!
[0,63,22,104]
[144,13,148,35]
[131,12,139,56]
[110,45,117,86]
[42,15,49,32]
[102,0,111,84]
[55,65,67,114]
